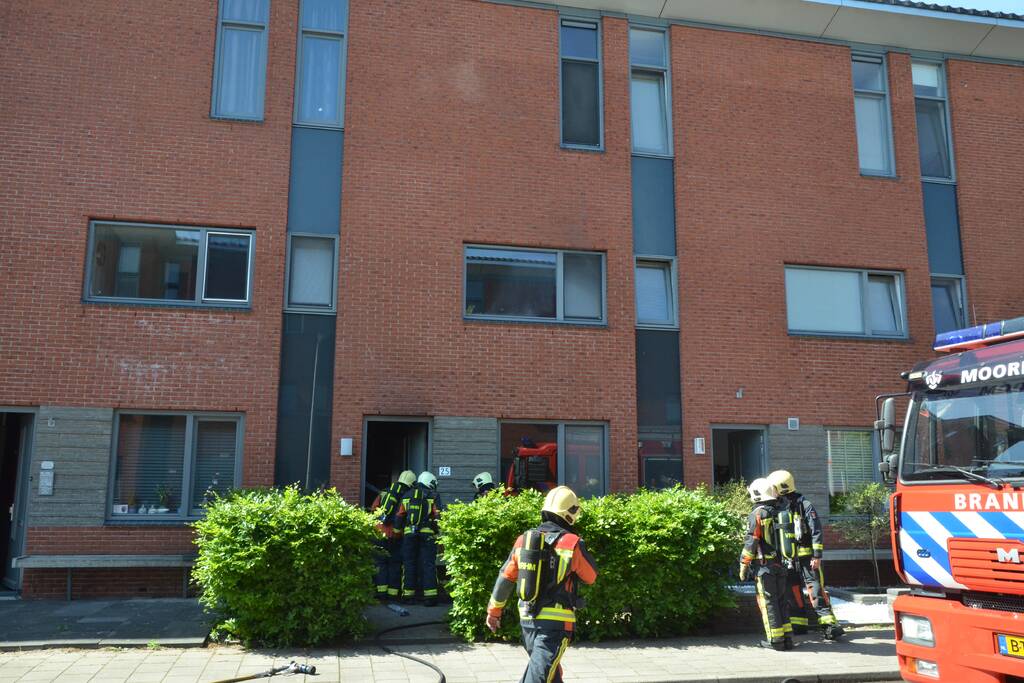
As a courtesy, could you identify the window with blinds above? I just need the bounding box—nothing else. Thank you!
[826,429,876,513]
[110,413,241,519]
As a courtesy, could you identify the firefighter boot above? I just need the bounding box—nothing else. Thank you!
[823,624,845,641]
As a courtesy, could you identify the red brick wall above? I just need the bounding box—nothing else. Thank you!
[0,1,296,487]
[332,2,639,500]
[22,568,194,600]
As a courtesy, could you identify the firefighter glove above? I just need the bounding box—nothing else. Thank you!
[738,562,750,582]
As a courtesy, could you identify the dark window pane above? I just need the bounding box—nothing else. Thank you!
[916,99,951,179]
[642,455,682,489]
[867,275,900,335]
[563,252,602,320]
[205,234,250,301]
[565,425,605,497]
[499,423,558,493]
[90,224,199,301]
[852,59,884,91]
[113,415,186,516]
[562,60,600,146]
[931,280,963,334]
[192,421,237,511]
[560,23,598,60]
[465,248,556,318]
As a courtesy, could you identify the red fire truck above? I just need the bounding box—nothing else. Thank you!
[877,316,1024,682]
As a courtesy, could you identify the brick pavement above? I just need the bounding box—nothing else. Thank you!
[0,628,898,683]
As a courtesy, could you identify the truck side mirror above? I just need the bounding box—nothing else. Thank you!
[874,397,896,454]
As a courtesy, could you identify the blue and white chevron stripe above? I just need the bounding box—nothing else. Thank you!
[899,511,1024,589]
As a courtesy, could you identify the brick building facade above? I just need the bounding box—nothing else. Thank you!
[1,0,1022,597]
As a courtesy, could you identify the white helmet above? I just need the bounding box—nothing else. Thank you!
[473,472,494,490]
[417,471,438,490]
[748,478,778,504]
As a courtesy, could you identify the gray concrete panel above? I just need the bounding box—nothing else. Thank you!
[766,424,831,517]
[432,417,498,504]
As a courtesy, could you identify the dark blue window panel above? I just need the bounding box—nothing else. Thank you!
[275,313,336,490]
[631,156,676,256]
[922,181,963,275]
[636,329,682,429]
[287,128,344,235]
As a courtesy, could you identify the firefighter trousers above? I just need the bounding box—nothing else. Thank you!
[401,532,438,599]
[785,557,837,630]
[519,626,571,683]
[755,563,792,645]
[374,536,403,598]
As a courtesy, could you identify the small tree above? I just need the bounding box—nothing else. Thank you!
[832,482,891,588]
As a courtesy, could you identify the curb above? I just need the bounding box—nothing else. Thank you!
[0,636,208,652]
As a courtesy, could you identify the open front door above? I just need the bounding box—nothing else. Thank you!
[2,413,33,590]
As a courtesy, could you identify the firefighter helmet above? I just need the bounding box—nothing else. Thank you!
[417,471,438,490]
[398,470,416,487]
[748,478,778,503]
[767,470,796,496]
[473,471,494,490]
[541,486,582,525]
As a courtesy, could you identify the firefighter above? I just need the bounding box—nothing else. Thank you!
[739,478,794,651]
[473,471,497,499]
[369,469,416,600]
[485,486,597,683]
[767,469,844,640]
[396,471,443,606]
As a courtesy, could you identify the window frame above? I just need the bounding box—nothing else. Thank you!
[284,233,339,314]
[293,0,349,129]
[784,265,908,340]
[463,244,607,326]
[851,52,895,178]
[106,410,244,523]
[930,273,967,333]
[211,0,270,122]
[825,427,881,516]
[629,25,672,158]
[912,59,956,183]
[84,220,255,309]
[558,15,604,151]
[497,420,610,497]
[634,256,678,330]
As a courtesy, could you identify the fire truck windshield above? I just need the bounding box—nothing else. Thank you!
[902,381,1024,482]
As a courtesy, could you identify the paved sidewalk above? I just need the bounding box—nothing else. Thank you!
[0,627,899,682]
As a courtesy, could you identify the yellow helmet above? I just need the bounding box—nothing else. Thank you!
[473,472,494,490]
[542,486,582,525]
[767,470,796,496]
[747,478,778,503]
[398,470,416,487]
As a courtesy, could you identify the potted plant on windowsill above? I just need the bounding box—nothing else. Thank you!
[127,494,139,514]
[155,485,173,514]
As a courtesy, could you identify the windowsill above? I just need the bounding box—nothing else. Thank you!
[632,151,673,160]
[284,307,336,316]
[636,323,679,331]
[921,176,956,185]
[860,172,899,180]
[210,114,265,124]
[464,315,607,329]
[293,121,344,131]
[83,298,253,313]
[105,517,195,526]
[560,143,604,153]
[787,331,911,343]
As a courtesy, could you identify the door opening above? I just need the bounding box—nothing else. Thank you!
[1,412,33,591]
[363,420,429,506]
[712,427,765,486]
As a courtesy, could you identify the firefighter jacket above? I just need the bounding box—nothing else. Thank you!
[740,501,783,567]
[784,492,824,559]
[370,482,410,539]
[395,484,442,535]
[487,521,598,632]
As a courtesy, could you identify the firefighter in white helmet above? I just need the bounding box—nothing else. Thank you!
[739,478,794,651]
[486,486,597,683]
[395,471,444,606]
[473,471,497,500]
[767,469,843,640]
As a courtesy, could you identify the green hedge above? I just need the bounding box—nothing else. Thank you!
[440,486,744,642]
[192,486,379,647]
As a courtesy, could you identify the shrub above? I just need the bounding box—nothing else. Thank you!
[192,486,379,646]
[709,480,750,544]
[832,482,892,588]
[440,486,744,642]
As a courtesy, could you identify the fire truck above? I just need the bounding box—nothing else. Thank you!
[877,315,1024,682]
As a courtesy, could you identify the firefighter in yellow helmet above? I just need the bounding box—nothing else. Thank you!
[767,469,843,640]
[486,486,597,683]
[395,471,444,606]
[740,478,793,651]
[369,470,416,600]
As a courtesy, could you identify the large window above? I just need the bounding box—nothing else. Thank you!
[560,17,602,149]
[212,0,270,120]
[464,246,605,324]
[109,413,243,520]
[630,27,670,156]
[86,221,253,307]
[931,275,966,335]
[499,422,607,498]
[785,266,906,338]
[826,429,876,513]
[635,259,676,328]
[285,234,338,313]
[913,61,953,180]
[851,54,894,176]
[295,0,348,128]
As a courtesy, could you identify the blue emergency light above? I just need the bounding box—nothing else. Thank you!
[935,315,1024,352]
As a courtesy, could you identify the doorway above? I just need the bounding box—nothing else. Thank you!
[363,419,430,505]
[1,412,34,591]
[712,426,765,486]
